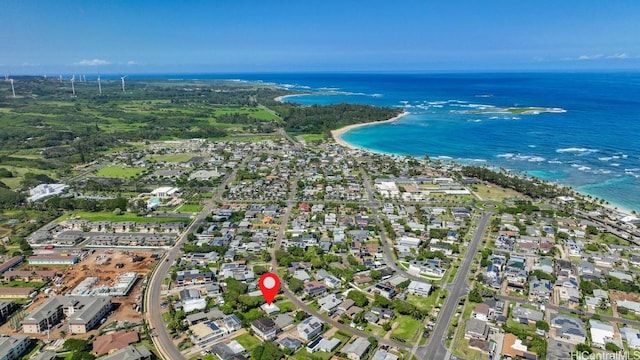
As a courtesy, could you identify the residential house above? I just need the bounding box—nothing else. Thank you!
[190,321,224,347]
[501,333,538,360]
[92,330,140,356]
[297,316,323,340]
[343,337,371,360]
[251,317,277,341]
[407,281,432,297]
[465,318,489,340]
[551,315,587,344]
[529,278,552,302]
[512,306,544,325]
[589,319,615,348]
[100,346,152,360]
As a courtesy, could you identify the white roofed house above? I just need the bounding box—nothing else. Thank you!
[151,186,180,198]
[407,281,432,296]
[589,319,615,348]
[297,316,323,340]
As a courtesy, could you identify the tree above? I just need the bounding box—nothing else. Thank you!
[251,341,284,360]
[605,342,621,352]
[468,288,483,303]
[288,278,304,293]
[535,320,549,331]
[576,343,592,354]
[347,291,369,307]
[370,270,382,281]
[599,297,609,311]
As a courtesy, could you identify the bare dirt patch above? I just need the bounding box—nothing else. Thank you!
[0,249,160,341]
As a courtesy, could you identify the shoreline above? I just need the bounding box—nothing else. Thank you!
[331,111,410,150]
[274,94,302,103]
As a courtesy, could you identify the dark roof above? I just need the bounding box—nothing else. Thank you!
[251,317,275,332]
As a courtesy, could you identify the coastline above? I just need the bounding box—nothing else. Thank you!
[274,94,310,103]
[331,111,410,150]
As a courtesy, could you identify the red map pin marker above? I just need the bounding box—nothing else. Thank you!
[259,272,280,305]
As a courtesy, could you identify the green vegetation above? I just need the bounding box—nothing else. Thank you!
[460,166,570,199]
[234,333,262,351]
[61,211,188,223]
[391,314,422,341]
[271,103,402,134]
[95,166,146,178]
[175,203,203,213]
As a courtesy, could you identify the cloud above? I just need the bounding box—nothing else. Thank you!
[126,60,137,65]
[73,58,111,66]
[577,54,603,60]
[606,53,629,59]
[573,53,637,61]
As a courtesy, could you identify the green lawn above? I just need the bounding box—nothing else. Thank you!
[95,166,146,178]
[234,333,262,351]
[211,107,280,121]
[299,133,327,142]
[407,289,446,312]
[1,280,44,288]
[61,211,189,223]
[391,315,422,341]
[277,299,298,313]
[175,204,203,213]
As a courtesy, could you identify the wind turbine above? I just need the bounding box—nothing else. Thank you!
[121,75,127,93]
[70,77,76,97]
[3,74,7,81]
[10,79,15,97]
[59,75,63,82]
[98,76,102,95]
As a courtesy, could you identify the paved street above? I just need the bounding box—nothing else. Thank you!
[417,212,492,360]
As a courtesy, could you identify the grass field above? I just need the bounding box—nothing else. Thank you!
[61,211,188,223]
[298,133,327,142]
[234,333,262,351]
[472,184,527,202]
[175,204,203,213]
[95,166,146,178]
[391,314,422,341]
[211,107,280,121]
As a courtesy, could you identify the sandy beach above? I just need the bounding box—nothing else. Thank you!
[274,94,307,103]
[331,111,410,150]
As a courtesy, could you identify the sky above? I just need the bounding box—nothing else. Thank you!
[2,0,640,74]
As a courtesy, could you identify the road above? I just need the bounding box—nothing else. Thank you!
[497,294,640,328]
[417,211,492,360]
[360,169,436,284]
[145,160,244,360]
[269,175,414,350]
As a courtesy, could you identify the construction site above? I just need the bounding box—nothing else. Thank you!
[0,249,162,340]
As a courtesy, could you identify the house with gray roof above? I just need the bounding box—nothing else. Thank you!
[512,306,544,324]
[551,314,587,344]
[465,318,489,340]
[343,337,371,360]
[101,345,152,360]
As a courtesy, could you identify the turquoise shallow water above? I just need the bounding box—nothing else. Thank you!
[139,72,640,212]
[273,73,640,212]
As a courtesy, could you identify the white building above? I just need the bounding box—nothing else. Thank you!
[28,183,69,202]
[297,316,323,340]
[151,186,180,198]
[589,319,615,348]
[407,281,432,297]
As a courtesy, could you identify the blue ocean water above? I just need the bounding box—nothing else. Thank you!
[151,72,640,212]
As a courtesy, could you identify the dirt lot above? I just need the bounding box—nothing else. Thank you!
[0,249,160,340]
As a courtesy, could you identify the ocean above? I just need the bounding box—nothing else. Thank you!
[154,72,640,213]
